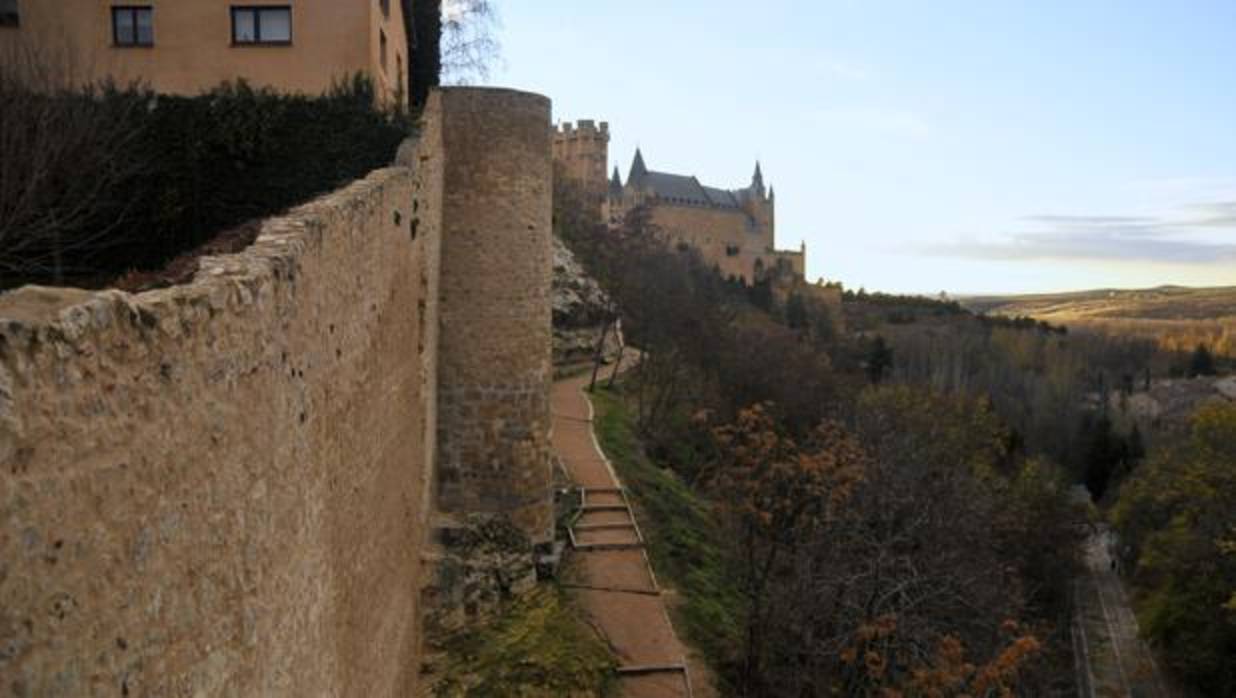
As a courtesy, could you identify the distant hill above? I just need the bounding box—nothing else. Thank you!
[961,285,1236,321]
[959,285,1236,356]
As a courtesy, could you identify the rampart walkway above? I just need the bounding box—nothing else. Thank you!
[551,372,698,698]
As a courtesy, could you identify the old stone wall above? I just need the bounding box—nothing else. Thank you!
[0,168,430,697]
[435,88,555,544]
[650,203,774,282]
[0,86,555,697]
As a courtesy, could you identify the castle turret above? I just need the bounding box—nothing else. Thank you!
[609,166,623,196]
[751,160,766,198]
[629,148,649,186]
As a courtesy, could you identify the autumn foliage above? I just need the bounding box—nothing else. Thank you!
[554,188,1080,696]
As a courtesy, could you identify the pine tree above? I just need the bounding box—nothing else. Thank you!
[1189,344,1217,377]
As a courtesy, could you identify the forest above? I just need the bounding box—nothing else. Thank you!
[555,174,1236,697]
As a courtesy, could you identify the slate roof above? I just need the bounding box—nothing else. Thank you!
[609,167,623,196]
[702,186,739,208]
[626,150,748,210]
[645,172,708,204]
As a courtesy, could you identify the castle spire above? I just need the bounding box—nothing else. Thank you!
[629,148,648,184]
[609,166,624,196]
[751,160,765,196]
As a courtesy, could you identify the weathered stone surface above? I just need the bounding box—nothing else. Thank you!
[0,86,557,698]
[421,515,538,640]
[435,88,556,544]
[552,236,608,329]
[552,236,621,367]
[0,168,433,697]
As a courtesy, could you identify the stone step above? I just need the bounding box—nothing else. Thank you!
[574,521,636,531]
[576,509,633,526]
[571,525,643,549]
[581,489,627,507]
[580,503,629,513]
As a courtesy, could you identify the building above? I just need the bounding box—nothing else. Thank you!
[552,119,806,285]
[0,1,410,104]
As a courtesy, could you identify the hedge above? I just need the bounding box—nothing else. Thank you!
[1,75,410,289]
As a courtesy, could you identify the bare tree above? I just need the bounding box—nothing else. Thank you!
[441,0,501,84]
[0,42,151,286]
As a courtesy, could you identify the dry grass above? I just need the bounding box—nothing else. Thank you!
[962,286,1236,357]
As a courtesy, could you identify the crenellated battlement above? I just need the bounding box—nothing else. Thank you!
[552,119,610,140]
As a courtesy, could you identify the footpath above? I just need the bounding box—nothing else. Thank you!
[551,372,699,698]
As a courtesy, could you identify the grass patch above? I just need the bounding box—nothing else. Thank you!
[432,587,617,698]
[589,386,744,686]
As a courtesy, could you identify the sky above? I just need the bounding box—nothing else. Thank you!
[493,1,1236,295]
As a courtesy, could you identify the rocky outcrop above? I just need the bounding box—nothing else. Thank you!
[1091,375,1235,425]
[552,236,621,368]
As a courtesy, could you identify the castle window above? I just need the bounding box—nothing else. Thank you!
[231,6,292,45]
[112,6,154,46]
[726,245,739,257]
[380,0,390,19]
[0,0,18,27]
[676,242,690,253]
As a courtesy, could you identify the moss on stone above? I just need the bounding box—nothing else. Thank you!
[432,586,616,698]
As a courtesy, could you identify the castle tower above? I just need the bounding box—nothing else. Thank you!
[765,184,776,241]
[740,160,775,247]
[551,119,610,213]
[437,88,555,543]
[607,166,624,223]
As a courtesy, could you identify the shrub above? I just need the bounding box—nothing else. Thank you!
[1,70,409,290]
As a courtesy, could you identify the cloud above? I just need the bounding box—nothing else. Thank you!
[1020,215,1158,226]
[1184,201,1236,228]
[923,201,1236,264]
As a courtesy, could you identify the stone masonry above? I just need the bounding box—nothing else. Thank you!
[0,86,555,697]
[434,89,555,544]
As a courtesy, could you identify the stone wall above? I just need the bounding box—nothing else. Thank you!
[650,203,773,282]
[434,89,555,544]
[0,86,555,697]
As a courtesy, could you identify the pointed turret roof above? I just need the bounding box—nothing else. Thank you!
[629,148,649,185]
[609,166,624,196]
[748,161,767,199]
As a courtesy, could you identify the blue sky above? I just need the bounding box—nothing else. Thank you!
[495,1,1236,294]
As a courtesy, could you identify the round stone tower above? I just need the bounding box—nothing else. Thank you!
[434,87,555,543]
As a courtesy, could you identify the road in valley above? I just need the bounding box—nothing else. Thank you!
[1073,525,1174,698]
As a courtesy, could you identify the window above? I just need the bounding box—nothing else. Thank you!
[380,0,390,19]
[726,244,740,257]
[380,29,388,73]
[231,6,291,45]
[0,0,18,28]
[112,6,153,46]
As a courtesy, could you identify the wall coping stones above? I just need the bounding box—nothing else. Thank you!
[0,167,409,357]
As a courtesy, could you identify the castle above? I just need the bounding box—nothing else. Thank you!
[553,119,807,284]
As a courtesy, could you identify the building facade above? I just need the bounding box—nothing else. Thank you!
[0,1,410,104]
[552,119,806,284]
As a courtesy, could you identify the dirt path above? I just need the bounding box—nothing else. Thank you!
[1074,526,1174,698]
[552,373,704,698]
